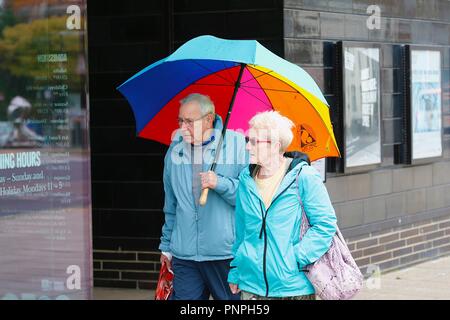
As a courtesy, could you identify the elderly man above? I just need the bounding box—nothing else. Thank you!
[159,93,248,300]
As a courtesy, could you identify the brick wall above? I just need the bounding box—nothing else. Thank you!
[326,160,450,276]
[347,215,450,276]
[93,251,160,290]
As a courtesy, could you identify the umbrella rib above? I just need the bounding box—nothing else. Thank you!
[247,67,330,111]
[191,83,234,87]
[190,60,236,85]
[249,68,338,149]
[238,65,276,110]
[240,69,274,84]
[222,61,238,83]
[139,64,240,134]
[239,87,274,109]
[240,85,298,94]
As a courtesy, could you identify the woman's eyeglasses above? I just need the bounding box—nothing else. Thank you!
[245,137,272,146]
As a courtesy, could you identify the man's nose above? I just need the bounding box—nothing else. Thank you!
[180,121,189,130]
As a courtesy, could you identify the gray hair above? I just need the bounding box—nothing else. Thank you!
[180,93,215,116]
[249,111,294,152]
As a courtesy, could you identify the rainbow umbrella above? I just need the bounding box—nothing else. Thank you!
[118,35,341,204]
[117,35,339,162]
[118,36,339,204]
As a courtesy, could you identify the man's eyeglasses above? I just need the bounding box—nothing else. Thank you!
[245,137,272,146]
[177,113,211,127]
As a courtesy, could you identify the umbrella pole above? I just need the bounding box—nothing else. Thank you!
[199,63,247,206]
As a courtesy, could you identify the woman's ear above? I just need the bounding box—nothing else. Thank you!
[276,141,283,153]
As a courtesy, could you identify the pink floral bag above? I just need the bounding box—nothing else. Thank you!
[296,170,363,300]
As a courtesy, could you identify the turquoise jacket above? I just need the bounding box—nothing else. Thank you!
[228,153,337,297]
[159,115,248,261]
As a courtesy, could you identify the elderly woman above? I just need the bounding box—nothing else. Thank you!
[227,111,337,300]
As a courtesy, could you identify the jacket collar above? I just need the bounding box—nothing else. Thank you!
[248,151,310,178]
[243,151,310,208]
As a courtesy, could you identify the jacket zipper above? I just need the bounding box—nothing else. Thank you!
[196,209,199,257]
[193,145,209,258]
[259,201,269,297]
[258,178,297,297]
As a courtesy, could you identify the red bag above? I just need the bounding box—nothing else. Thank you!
[154,263,174,300]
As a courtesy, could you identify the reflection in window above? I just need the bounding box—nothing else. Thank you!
[0,1,91,300]
[343,47,381,168]
[411,50,442,160]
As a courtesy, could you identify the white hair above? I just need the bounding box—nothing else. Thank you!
[180,93,215,115]
[249,111,294,152]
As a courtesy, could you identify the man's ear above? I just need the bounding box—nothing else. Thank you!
[208,113,215,127]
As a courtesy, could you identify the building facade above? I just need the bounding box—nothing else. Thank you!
[2,0,448,294]
[88,0,450,290]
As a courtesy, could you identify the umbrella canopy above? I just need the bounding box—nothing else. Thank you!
[117,35,340,162]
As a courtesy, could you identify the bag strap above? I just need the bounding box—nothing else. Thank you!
[295,166,311,240]
[295,167,304,208]
[296,166,344,243]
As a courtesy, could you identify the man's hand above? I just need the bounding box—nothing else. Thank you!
[199,171,218,190]
[229,283,240,295]
[160,253,172,271]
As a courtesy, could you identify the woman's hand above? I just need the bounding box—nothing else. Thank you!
[229,283,241,295]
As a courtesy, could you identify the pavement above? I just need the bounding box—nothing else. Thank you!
[93,255,450,300]
[353,255,450,300]
[93,287,153,300]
